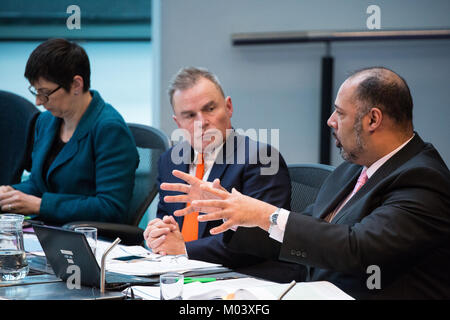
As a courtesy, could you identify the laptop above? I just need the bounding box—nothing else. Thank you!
[33,225,157,290]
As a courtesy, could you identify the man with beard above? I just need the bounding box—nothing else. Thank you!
[161,67,450,299]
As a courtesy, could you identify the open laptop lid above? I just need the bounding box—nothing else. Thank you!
[33,225,101,288]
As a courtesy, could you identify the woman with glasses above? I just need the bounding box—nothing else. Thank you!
[0,38,139,225]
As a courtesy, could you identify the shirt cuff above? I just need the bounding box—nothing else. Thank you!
[268,208,290,243]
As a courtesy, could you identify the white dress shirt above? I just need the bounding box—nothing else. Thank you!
[189,130,231,181]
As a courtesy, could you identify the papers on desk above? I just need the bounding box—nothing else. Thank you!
[24,233,45,256]
[96,239,153,261]
[127,278,275,300]
[276,281,354,300]
[96,239,221,276]
[128,278,354,300]
[24,235,221,277]
[106,255,220,277]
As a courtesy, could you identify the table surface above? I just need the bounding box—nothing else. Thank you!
[0,254,241,300]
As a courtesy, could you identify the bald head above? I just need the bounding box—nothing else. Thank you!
[347,67,413,132]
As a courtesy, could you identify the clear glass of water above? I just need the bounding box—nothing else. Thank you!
[160,272,184,300]
[74,227,97,257]
[0,214,29,281]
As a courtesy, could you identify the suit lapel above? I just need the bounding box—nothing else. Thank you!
[332,133,425,224]
[46,90,104,180]
[171,143,191,228]
[198,133,239,237]
[317,169,361,220]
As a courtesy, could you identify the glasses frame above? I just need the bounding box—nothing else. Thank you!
[28,85,62,104]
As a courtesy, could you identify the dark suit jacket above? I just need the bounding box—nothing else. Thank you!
[0,90,40,185]
[157,132,306,282]
[12,90,139,225]
[230,133,450,298]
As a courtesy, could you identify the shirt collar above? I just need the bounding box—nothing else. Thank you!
[365,133,415,178]
[192,129,233,165]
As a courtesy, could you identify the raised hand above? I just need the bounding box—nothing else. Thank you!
[191,186,278,235]
[160,170,224,216]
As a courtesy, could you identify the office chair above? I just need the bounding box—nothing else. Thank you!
[64,123,171,245]
[0,90,40,186]
[287,163,335,213]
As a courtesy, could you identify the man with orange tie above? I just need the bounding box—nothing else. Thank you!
[143,67,303,282]
[162,67,450,299]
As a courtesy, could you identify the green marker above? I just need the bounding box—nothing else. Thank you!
[184,277,217,284]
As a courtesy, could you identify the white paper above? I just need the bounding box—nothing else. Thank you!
[24,233,45,256]
[126,279,354,300]
[280,281,354,300]
[106,254,221,276]
[127,278,278,300]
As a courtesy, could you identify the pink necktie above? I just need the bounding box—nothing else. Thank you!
[325,168,368,223]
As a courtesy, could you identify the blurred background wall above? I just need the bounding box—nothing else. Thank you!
[154,0,450,168]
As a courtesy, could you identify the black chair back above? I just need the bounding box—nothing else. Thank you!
[125,123,171,226]
[287,163,335,212]
[0,90,40,185]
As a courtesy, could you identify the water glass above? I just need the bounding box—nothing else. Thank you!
[160,272,184,300]
[74,227,97,256]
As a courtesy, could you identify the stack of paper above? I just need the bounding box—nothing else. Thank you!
[106,255,221,276]
[126,278,354,300]
[95,239,221,276]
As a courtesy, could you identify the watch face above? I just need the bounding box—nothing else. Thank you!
[271,213,279,225]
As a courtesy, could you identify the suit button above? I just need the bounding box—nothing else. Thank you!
[302,251,307,258]
[296,251,302,257]
[290,249,296,256]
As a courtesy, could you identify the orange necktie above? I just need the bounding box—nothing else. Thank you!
[181,153,204,242]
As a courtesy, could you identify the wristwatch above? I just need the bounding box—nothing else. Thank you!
[269,207,281,228]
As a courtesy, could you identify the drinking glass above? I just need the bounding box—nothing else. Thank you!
[160,272,184,300]
[74,227,97,257]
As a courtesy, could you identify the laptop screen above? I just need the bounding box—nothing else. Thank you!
[33,225,101,287]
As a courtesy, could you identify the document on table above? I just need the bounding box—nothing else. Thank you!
[95,239,221,276]
[106,255,221,276]
[25,236,221,276]
[24,233,45,256]
[126,278,354,300]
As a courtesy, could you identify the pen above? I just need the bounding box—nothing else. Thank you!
[277,280,296,300]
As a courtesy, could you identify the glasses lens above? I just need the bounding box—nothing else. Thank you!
[28,86,38,96]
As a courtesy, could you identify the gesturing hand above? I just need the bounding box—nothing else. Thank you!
[190,186,277,235]
[160,170,224,216]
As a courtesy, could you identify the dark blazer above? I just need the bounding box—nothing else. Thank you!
[232,133,450,299]
[0,90,40,185]
[157,132,306,282]
[12,90,139,225]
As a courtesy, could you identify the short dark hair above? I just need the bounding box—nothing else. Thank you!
[350,67,413,126]
[168,67,225,107]
[25,38,91,92]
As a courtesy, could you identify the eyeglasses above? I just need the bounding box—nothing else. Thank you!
[28,85,62,104]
